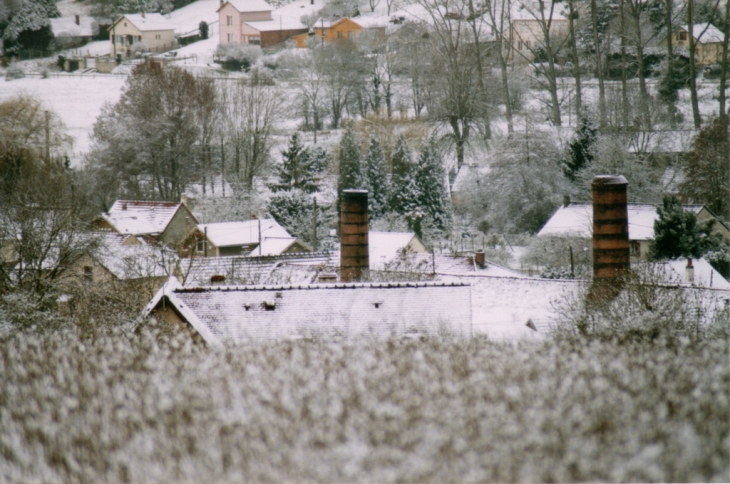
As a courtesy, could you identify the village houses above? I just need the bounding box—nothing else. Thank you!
[110,13,177,58]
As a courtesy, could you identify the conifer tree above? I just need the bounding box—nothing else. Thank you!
[271,132,319,193]
[388,135,418,214]
[563,118,597,182]
[414,137,451,231]
[337,128,362,194]
[363,135,389,219]
[650,196,718,260]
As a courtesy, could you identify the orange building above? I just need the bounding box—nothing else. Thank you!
[293,17,364,48]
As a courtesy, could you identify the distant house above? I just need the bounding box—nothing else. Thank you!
[218,0,307,47]
[145,276,472,344]
[667,23,724,65]
[196,219,311,257]
[51,15,97,48]
[91,200,199,249]
[63,233,172,300]
[110,13,176,58]
[503,4,569,64]
[537,202,730,260]
[369,231,429,270]
[292,17,364,47]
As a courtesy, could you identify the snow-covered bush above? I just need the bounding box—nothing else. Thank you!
[0,329,727,482]
[523,235,592,278]
[131,41,148,57]
[5,61,24,80]
[216,43,262,71]
[552,264,727,344]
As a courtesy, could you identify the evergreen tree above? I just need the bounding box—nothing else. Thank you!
[650,196,718,260]
[1,0,54,54]
[337,128,362,194]
[563,118,597,181]
[307,146,328,173]
[271,132,319,193]
[388,135,417,214]
[363,135,389,219]
[414,137,451,231]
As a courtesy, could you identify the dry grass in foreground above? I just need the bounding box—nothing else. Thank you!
[0,328,728,483]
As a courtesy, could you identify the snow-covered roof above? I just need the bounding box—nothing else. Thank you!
[312,17,363,29]
[369,231,427,270]
[145,278,472,344]
[438,274,580,340]
[245,16,306,31]
[50,16,96,37]
[93,233,172,280]
[679,23,724,43]
[114,13,175,32]
[537,203,705,241]
[355,14,391,28]
[101,200,192,236]
[219,0,273,13]
[657,258,730,290]
[199,219,291,248]
[249,237,309,256]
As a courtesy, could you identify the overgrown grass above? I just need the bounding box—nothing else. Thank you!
[1,326,727,482]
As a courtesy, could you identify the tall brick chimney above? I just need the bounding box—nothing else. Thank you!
[592,175,630,281]
[340,189,369,282]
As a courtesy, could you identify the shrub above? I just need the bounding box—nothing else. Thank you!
[5,61,24,80]
[216,43,262,71]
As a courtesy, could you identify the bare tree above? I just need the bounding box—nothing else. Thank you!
[484,0,514,134]
[219,79,282,190]
[720,0,730,117]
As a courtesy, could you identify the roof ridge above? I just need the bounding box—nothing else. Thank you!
[174,281,470,292]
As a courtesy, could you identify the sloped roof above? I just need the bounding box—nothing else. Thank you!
[245,17,307,31]
[146,278,471,344]
[50,16,96,37]
[658,258,730,290]
[199,219,291,248]
[369,231,427,269]
[679,23,724,43]
[94,233,172,280]
[114,13,175,31]
[537,203,705,241]
[218,0,273,13]
[438,274,581,340]
[249,237,310,256]
[101,200,192,236]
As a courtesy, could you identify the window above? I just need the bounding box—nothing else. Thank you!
[337,31,342,39]
[630,241,641,256]
[197,239,206,253]
[83,266,93,281]
[227,33,233,42]
[678,31,687,41]
[518,40,523,50]
[227,15,233,26]
[249,36,260,45]
[525,40,530,49]
[348,31,354,40]
[155,34,161,40]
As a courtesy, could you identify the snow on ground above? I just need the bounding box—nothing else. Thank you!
[167,0,221,35]
[0,77,126,166]
[174,36,219,65]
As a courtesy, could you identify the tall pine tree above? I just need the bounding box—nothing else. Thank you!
[363,135,389,219]
[388,135,418,215]
[271,132,319,193]
[414,137,451,231]
[337,128,362,194]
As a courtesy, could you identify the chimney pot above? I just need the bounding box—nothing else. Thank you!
[75,14,80,25]
[563,194,570,207]
[686,257,694,283]
[340,189,369,282]
[122,203,128,210]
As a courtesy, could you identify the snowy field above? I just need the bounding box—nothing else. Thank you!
[0,76,126,166]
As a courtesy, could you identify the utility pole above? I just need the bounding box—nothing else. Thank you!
[312,196,318,251]
[44,110,50,163]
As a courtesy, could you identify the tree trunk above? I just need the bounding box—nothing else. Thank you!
[720,0,730,117]
[539,0,562,127]
[664,0,676,120]
[591,0,606,126]
[688,0,702,128]
[568,0,582,118]
[631,2,651,128]
[467,0,491,139]
[620,0,630,127]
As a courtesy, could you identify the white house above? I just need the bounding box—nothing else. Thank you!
[197,219,311,257]
[110,13,176,58]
